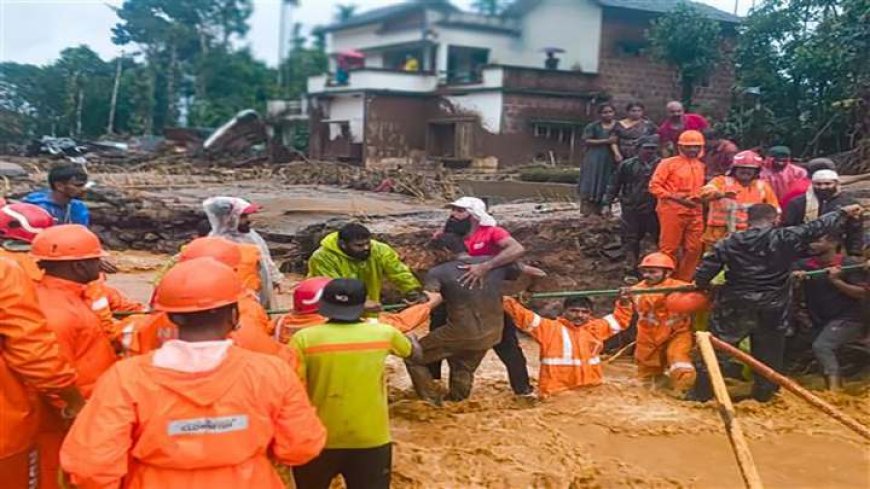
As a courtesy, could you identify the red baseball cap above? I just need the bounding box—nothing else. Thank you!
[241,202,263,215]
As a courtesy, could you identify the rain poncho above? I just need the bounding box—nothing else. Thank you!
[203,197,282,308]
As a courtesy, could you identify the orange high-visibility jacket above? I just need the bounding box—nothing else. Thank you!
[649,155,706,216]
[35,276,118,398]
[503,297,625,396]
[276,303,432,343]
[0,248,43,281]
[86,278,146,343]
[60,346,326,489]
[126,293,294,368]
[612,278,694,369]
[701,176,779,232]
[0,258,77,459]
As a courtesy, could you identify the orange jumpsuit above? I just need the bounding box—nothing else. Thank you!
[126,293,294,369]
[0,258,78,488]
[0,247,43,281]
[35,275,119,489]
[275,303,433,343]
[649,154,706,281]
[60,346,326,489]
[86,277,146,347]
[504,297,625,396]
[612,277,696,391]
[700,176,780,246]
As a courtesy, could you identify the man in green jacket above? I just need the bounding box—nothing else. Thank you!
[307,223,422,305]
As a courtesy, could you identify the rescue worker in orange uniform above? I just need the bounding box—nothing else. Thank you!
[275,276,437,344]
[503,295,626,397]
[649,130,707,281]
[0,258,85,489]
[60,258,326,489]
[612,253,697,392]
[0,202,55,279]
[126,237,295,367]
[30,225,118,489]
[700,150,780,248]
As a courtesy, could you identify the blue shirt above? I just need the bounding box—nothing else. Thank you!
[22,190,90,226]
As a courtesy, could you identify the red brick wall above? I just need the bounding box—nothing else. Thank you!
[597,9,735,122]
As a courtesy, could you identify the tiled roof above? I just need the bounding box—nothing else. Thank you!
[319,0,458,32]
[506,0,740,23]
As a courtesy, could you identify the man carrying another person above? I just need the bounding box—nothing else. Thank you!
[603,134,662,275]
[441,197,533,397]
[24,163,90,226]
[405,233,532,404]
[700,150,780,248]
[649,130,706,281]
[784,169,865,257]
[690,203,865,402]
[307,222,423,308]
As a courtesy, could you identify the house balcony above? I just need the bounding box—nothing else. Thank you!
[443,65,601,95]
[307,68,439,95]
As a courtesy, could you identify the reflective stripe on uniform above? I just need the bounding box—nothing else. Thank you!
[528,313,542,330]
[560,326,573,359]
[668,361,695,373]
[603,314,621,333]
[91,296,109,311]
[541,356,601,366]
[304,341,391,355]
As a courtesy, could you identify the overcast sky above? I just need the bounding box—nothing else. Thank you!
[0,0,750,66]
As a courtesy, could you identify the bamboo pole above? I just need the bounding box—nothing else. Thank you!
[709,335,870,441]
[696,332,765,489]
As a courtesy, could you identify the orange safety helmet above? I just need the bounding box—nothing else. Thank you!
[677,130,705,147]
[30,224,107,261]
[731,150,763,169]
[179,236,242,269]
[639,252,675,270]
[293,277,332,314]
[152,257,243,313]
[665,291,710,314]
[0,203,54,243]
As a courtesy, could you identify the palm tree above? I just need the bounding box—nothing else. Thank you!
[335,4,357,23]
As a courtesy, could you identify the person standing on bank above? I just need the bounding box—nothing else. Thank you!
[579,103,618,215]
[613,102,657,162]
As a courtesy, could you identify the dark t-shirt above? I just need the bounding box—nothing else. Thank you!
[423,256,517,351]
[796,255,867,326]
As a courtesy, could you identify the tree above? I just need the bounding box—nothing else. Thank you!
[334,4,357,23]
[470,0,510,16]
[726,0,869,164]
[647,3,722,107]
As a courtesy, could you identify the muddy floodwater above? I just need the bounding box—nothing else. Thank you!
[108,268,870,489]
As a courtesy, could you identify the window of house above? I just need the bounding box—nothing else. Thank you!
[533,123,575,142]
[446,46,489,84]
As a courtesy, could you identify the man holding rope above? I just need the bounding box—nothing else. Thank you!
[689,203,865,403]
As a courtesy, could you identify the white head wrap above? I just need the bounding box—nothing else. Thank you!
[811,169,839,183]
[448,196,497,227]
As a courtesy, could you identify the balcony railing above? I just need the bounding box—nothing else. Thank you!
[308,68,439,94]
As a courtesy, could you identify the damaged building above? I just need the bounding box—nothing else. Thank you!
[306,0,739,170]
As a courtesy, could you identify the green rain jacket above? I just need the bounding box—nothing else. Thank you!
[306,232,421,302]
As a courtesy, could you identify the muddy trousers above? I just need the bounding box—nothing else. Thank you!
[657,210,703,281]
[812,319,864,376]
[407,349,488,402]
[636,330,696,392]
[691,302,788,402]
[293,443,391,489]
[621,209,660,269]
[427,308,532,395]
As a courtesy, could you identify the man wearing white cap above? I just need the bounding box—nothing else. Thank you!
[440,196,533,396]
[784,170,864,256]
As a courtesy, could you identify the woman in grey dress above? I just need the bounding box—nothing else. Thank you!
[613,101,657,162]
[578,103,617,214]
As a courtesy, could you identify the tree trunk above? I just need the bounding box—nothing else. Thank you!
[107,56,123,135]
[166,43,179,128]
[76,87,84,138]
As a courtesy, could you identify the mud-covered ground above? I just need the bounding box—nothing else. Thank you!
[108,263,869,489]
